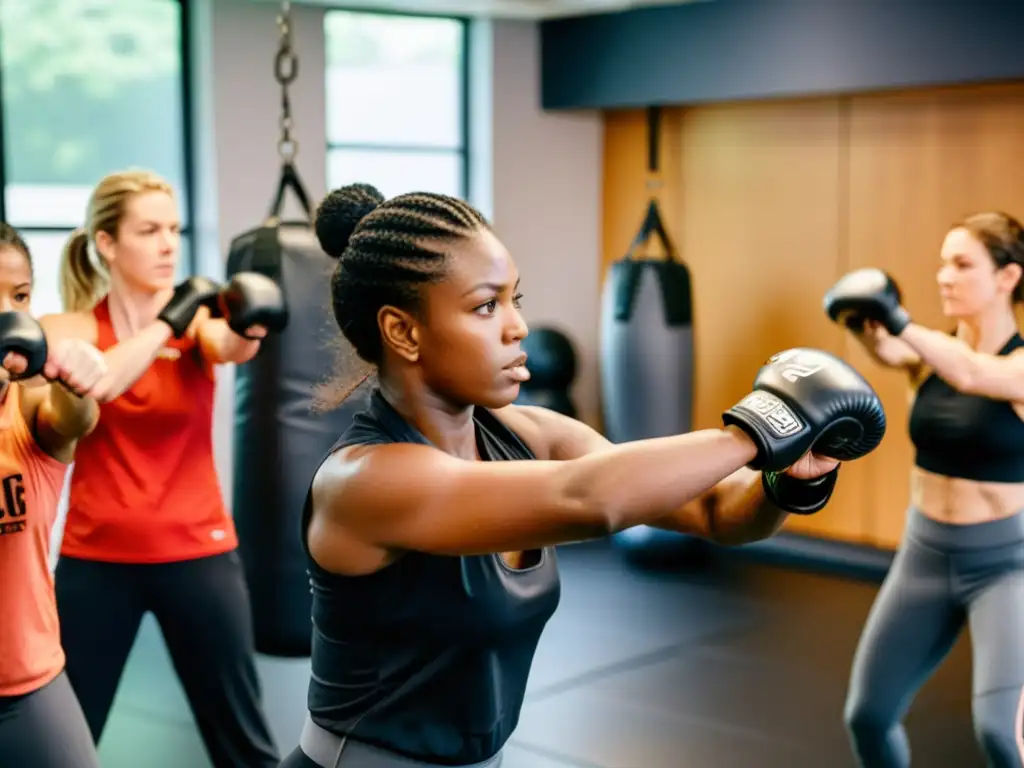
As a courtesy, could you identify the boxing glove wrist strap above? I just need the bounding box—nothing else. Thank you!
[762,466,839,515]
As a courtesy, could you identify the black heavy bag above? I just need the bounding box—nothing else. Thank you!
[227,163,369,657]
[514,326,579,418]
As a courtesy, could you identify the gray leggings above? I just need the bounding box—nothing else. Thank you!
[844,507,1024,767]
[0,670,100,768]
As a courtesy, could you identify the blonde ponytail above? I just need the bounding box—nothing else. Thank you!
[59,228,109,312]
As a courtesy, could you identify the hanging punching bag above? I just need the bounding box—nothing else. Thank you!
[603,108,697,560]
[599,208,694,444]
[228,162,368,657]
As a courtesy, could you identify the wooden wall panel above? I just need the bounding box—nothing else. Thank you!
[674,99,867,542]
[845,82,1024,548]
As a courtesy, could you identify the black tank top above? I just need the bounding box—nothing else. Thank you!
[300,388,562,765]
[909,333,1024,483]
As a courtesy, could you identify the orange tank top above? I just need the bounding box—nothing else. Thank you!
[0,383,72,696]
[60,299,237,564]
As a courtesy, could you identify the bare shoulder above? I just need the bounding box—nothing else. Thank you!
[39,311,97,344]
[308,444,400,575]
[311,442,448,520]
[493,404,611,461]
[491,404,554,460]
[307,441,464,575]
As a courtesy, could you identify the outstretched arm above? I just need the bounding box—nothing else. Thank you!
[310,349,872,576]
[849,323,923,380]
[196,317,263,366]
[502,406,812,546]
[310,416,760,573]
[40,312,172,403]
[31,384,100,463]
[18,338,108,463]
[896,322,1024,401]
[650,467,787,546]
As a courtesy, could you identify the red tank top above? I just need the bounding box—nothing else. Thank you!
[60,299,237,564]
[0,384,71,696]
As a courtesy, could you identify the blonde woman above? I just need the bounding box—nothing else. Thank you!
[44,170,283,767]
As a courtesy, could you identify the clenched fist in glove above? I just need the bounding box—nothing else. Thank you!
[722,347,886,473]
[824,268,910,337]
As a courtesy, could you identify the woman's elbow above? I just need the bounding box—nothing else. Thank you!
[78,405,101,438]
[554,480,620,539]
[237,340,262,364]
[948,368,981,396]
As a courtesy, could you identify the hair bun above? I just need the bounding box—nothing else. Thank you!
[315,183,385,259]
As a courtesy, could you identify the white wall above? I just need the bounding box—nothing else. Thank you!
[488,19,603,427]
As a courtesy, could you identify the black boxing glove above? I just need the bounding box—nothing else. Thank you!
[218,272,288,339]
[158,276,221,338]
[762,465,839,515]
[0,312,47,379]
[823,268,910,337]
[722,348,886,472]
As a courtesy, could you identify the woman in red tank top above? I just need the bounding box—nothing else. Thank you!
[0,224,111,768]
[41,170,280,767]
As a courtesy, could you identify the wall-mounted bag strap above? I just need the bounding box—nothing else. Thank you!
[624,106,679,262]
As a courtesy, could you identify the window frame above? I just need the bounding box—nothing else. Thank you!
[323,7,471,198]
[0,0,198,278]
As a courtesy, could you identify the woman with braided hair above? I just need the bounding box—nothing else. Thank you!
[279,182,886,767]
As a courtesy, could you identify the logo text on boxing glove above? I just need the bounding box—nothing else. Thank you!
[779,362,825,383]
[741,393,803,437]
[767,350,827,383]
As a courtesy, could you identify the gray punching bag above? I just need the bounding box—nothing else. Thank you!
[228,162,368,657]
[602,107,694,445]
[599,215,694,444]
[603,196,697,560]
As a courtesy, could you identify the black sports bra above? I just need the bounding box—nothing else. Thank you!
[908,333,1024,483]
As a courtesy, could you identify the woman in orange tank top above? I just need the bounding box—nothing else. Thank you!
[0,224,111,768]
[40,170,281,767]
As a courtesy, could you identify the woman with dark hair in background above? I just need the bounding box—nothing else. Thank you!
[40,169,285,768]
[0,223,108,767]
[277,182,888,768]
[826,212,1024,767]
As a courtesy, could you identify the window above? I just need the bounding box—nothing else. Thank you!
[0,0,193,317]
[324,11,468,199]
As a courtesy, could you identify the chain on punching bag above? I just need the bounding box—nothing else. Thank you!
[228,1,369,657]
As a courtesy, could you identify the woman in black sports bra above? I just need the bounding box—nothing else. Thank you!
[278,182,886,768]
[825,211,1024,768]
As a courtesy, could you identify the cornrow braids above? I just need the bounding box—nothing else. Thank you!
[312,183,489,409]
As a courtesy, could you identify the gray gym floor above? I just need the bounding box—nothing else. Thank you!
[95,540,983,768]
